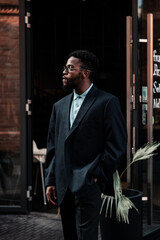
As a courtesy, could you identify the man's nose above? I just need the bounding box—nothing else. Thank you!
[63,68,68,75]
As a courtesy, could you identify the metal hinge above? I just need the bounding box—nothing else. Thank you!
[26,185,32,201]
[25,12,31,28]
[26,99,32,115]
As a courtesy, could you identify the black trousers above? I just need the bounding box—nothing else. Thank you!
[60,183,101,240]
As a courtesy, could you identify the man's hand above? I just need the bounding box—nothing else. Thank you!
[46,186,57,205]
[94,178,98,183]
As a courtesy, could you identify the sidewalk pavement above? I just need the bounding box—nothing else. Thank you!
[0,211,102,240]
[1,208,159,240]
[0,212,63,240]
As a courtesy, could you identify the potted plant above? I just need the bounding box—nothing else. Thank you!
[100,142,160,240]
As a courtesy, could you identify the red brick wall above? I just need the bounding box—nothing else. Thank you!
[0,7,20,152]
[0,0,18,4]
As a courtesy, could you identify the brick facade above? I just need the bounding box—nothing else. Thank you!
[0,5,20,152]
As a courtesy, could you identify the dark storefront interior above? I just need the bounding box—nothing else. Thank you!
[31,0,132,212]
[32,0,131,149]
[32,0,132,210]
[31,1,160,235]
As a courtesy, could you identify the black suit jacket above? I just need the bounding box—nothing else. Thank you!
[45,85,127,205]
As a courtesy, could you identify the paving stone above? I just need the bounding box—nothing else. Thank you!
[0,212,63,240]
[0,212,102,240]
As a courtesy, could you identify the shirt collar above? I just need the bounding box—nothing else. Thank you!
[73,83,93,100]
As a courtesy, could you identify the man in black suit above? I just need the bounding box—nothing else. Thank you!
[45,50,127,240]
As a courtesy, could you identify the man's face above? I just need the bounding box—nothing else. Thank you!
[62,57,83,90]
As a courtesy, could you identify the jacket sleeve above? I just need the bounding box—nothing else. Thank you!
[94,96,127,182]
[45,105,56,188]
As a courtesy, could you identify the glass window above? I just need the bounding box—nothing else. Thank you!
[0,3,21,207]
[138,0,160,225]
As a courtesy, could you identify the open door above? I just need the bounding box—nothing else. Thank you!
[0,0,32,213]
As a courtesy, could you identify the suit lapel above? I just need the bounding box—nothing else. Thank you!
[62,93,73,139]
[66,85,98,139]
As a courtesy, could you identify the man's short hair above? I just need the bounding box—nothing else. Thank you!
[68,50,99,80]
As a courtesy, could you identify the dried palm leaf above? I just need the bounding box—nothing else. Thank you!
[120,142,160,178]
[101,142,160,224]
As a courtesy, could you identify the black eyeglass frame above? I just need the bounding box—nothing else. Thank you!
[62,65,78,73]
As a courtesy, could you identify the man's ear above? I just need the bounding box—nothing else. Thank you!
[82,69,90,78]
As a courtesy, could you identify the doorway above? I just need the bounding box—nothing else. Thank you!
[31,0,132,209]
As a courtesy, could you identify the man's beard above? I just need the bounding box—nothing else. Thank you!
[63,72,82,91]
[63,83,74,91]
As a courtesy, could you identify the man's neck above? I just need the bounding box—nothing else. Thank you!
[75,82,92,95]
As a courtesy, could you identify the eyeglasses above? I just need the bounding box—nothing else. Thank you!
[62,65,78,73]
